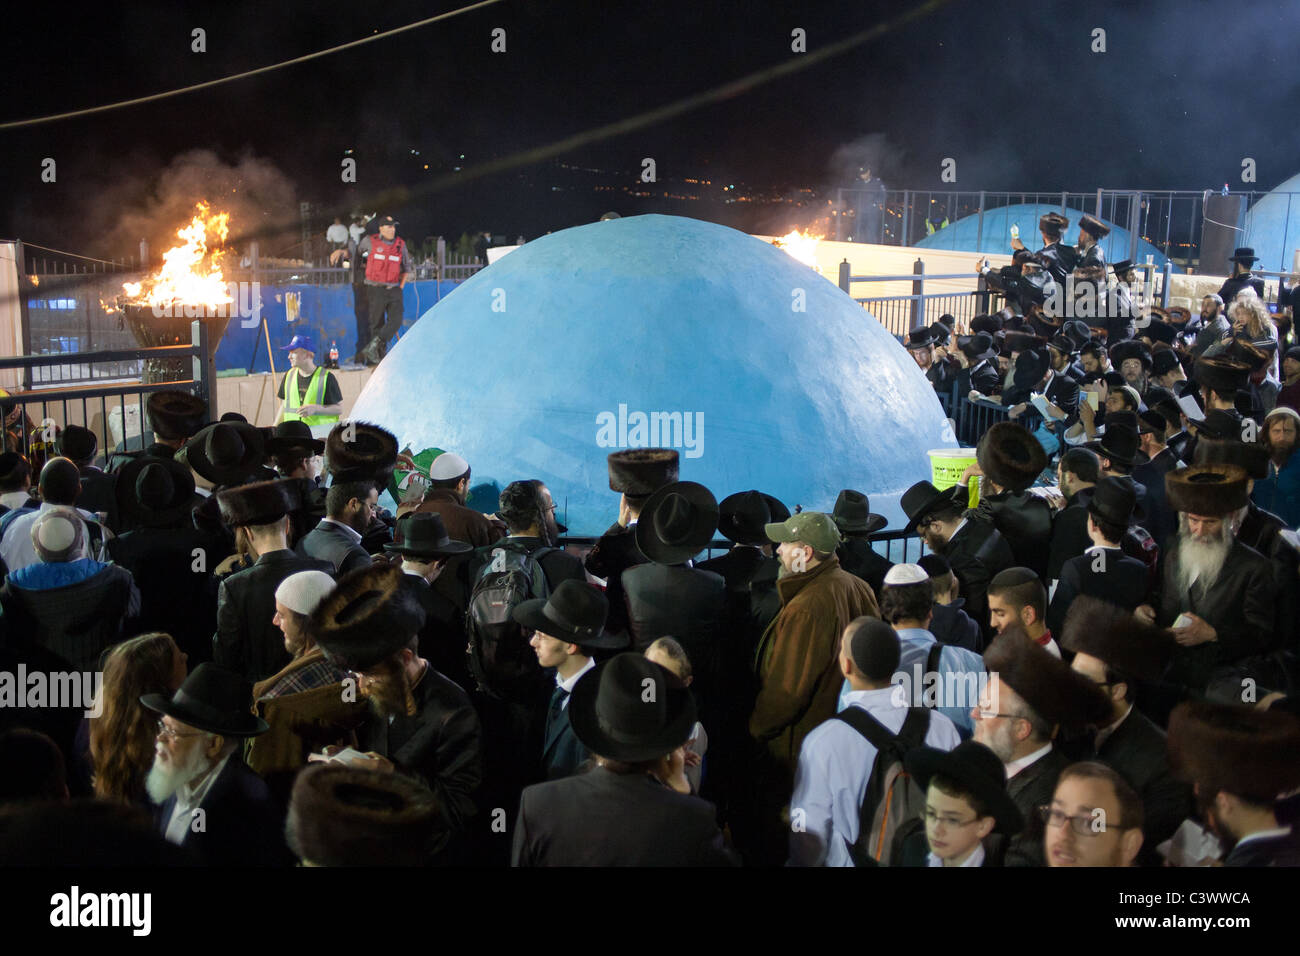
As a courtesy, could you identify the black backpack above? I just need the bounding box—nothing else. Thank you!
[466,540,555,700]
[833,705,932,867]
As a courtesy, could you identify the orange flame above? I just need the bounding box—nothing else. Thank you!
[123,202,233,309]
[773,229,822,271]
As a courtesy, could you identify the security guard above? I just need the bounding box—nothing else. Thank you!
[275,334,342,435]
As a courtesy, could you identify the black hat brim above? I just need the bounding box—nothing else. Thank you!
[113,455,196,528]
[265,436,326,457]
[634,481,718,566]
[566,660,697,763]
[140,693,269,738]
[512,597,627,649]
[905,746,1024,835]
[382,539,473,559]
[833,513,889,535]
[183,422,267,485]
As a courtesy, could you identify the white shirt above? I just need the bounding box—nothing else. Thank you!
[1234,826,1293,850]
[320,516,363,545]
[1004,742,1054,780]
[0,490,31,510]
[0,501,98,573]
[325,223,350,244]
[927,843,986,867]
[164,752,232,845]
[348,223,364,243]
[789,687,961,867]
[554,656,595,710]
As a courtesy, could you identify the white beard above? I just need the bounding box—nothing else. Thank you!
[145,739,213,804]
[1175,523,1233,595]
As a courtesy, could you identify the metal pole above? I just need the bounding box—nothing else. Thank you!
[1161,261,1172,308]
[838,259,851,295]
[901,190,911,247]
[911,259,924,327]
[139,239,149,271]
[976,191,986,252]
[1128,191,1141,264]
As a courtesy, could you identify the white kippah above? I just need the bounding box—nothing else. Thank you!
[883,563,929,586]
[31,508,85,563]
[275,570,337,616]
[428,451,469,480]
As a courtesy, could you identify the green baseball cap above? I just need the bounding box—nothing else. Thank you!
[765,511,841,552]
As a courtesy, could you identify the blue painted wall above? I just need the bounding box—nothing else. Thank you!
[916,202,1177,271]
[214,279,464,372]
[1244,174,1300,273]
[349,214,956,536]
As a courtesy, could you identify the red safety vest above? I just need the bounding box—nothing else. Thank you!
[365,234,407,284]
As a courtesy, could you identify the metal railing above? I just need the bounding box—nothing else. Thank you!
[0,323,211,462]
[557,527,927,565]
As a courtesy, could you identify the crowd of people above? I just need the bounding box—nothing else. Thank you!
[1,212,1299,867]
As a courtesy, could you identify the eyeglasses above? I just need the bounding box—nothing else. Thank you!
[156,720,206,741]
[1037,805,1124,837]
[924,808,980,828]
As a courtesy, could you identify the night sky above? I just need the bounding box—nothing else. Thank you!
[2,0,1297,258]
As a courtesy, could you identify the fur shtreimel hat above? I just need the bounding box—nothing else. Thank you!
[607,448,679,497]
[325,422,399,486]
[311,564,425,672]
[976,422,1047,493]
[1167,700,1300,802]
[1078,214,1111,240]
[1193,437,1269,481]
[983,626,1111,732]
[1165,464,1249,518]
[1061,596,1177,682]
[216,477,303,528]
[1194,356,1250,397]
[286,764,442,866]
[1039,212,1069,238]
[146,390,208,442]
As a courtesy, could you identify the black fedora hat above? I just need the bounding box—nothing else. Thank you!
[266,420,325,457]
[635,480,718,566]
[1047,334,1076,357]
[114,455,196,529]
[929,320,953,346]
[717,490,789,546]
[832,489,887,535]
[1229,247,1259,264]
[182,421,267,485]
[905,741,1024,835]
[905,327,935,350]
[1151,348,1182,377]
[140,663,268,737]
[1086,417,1140,468]
[1087,475,1144,526]
[383,512,472,559]
[957,332,996,362]
[567,653,697,763]
[900,480,958,528]
[1111,259,1137,277]
[512,579,625,649]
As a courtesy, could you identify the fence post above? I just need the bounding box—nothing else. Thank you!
[977,272,990,315]
[1161,261,1172,308]
[437,237,446,283]
[192,319,216,416]
[139,240,149,272]
[901,190,911,247]
[975,191,986,251]
[838,259,851,295]
[911,259,924,327]
[1127,191,1141,264]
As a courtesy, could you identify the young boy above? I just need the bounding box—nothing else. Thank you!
[899,740,1024,866]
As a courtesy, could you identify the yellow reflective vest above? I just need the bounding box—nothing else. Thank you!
[282,366,339,427]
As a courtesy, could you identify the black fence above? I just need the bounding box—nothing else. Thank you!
[0,322,211,463]
[556,527,928,566]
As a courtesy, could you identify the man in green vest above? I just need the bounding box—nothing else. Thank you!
[276,334,343,434]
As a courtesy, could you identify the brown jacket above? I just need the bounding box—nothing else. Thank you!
[245,647,367,789]
[415,489,504,548]
[749,555,879,768]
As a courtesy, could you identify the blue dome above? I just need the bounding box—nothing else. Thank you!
[351,214,955,535]
[916,202,1176,271]
[1244,174,1300,273]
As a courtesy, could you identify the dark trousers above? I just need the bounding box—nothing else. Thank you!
[352,283,370,355]
[367,283,404,349]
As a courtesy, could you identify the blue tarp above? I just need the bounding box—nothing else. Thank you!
[214,279,464,372]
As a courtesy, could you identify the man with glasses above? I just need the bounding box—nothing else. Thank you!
[297,478,378,576]
[141,663,290,866]
[974,628,1111,866]
[1042,761,1145,867]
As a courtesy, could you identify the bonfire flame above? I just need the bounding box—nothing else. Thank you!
[122,202,233,310]
[773,229,822,271]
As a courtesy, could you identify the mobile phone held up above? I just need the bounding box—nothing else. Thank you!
[1010,223,1020,240]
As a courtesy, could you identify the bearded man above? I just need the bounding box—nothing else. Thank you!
[1135,465,1275,692]
[141,664,290,866]
[311,563,482,860]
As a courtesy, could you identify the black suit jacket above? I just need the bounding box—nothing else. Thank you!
[512,765,737,866]
[1132,449,1182,552]
[76,466,119,531]
[1002,747,1069,867]
[968,489,1054,580]
[398,571,474,693]
[1047,489,1092,583]
[1216,273,1266,306]
[929,599,981,652]
[835,537,894,595]
[1096,707,1192,858]
[109,526,223,665]
[1048,547,1149,636]
[584,523,647,638]
[1225,830,1300,867]
[297,519,371,576]
[356,662,483,836]
[153,754,290,866]
[943,517,1015,646]
[214,549,334,682]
